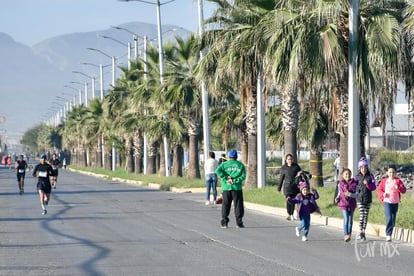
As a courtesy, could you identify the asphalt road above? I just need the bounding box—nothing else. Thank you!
[1,166,413,276]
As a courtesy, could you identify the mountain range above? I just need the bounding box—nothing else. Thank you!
[0,22,190,150]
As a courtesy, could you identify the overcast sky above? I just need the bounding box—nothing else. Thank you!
[0,0,216,46]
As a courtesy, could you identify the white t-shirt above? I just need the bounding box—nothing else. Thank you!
[205,158,218,175]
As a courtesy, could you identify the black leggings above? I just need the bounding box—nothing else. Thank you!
[286,194,296,215]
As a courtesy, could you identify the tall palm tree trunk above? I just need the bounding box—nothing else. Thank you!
[245,135,257,190]
[245,82,258,189]
[281,85,299,162]
[172,144,183,177]
[96,136,103,168]
[147,143,157,175]
[133,129,143,174]
[188,134,200,179]
[125,136,134,173]
[159,139,166,176]
[309,150,323,187]
[104,149,111,170]
[240,124,248,165]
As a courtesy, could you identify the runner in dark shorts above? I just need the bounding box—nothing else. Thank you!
[15,155,28,194]
[32,153,55,215]
[49,153,61,189]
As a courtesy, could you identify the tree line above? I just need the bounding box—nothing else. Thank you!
[21,0,414,189]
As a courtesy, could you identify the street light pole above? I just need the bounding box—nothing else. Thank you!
[73,70,95,102]
[87,47,118,171]
[111,25,139,60]
[81,62,109,99]
[97,35,131,70]
[70,81,84,105]
[155,1,171,177]
[119,0,176,177]
[62,90,77,109]
[197,0,212,169]
[348,0,360,173]
[87,48,116,87]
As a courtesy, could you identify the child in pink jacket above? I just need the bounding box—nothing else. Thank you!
[377,165,406,242]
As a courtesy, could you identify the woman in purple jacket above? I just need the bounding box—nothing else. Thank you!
[335,168,358,242]
[288,181,321,241]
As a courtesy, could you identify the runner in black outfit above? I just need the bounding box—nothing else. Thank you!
[32,154,55,215]
[15,154,28,194]
[49,153,61,189]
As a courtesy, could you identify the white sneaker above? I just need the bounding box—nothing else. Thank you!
[295,227,300,237]
[302,236,308,242]
[205,200,210,205]
[386,235,392,242]
[290,215,295,221]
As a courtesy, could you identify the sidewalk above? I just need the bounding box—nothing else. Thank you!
[78,169,414,244]
[163,186,413,244]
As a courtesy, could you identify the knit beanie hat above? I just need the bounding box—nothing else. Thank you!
[299,181,308,191]
[358,157,369,168]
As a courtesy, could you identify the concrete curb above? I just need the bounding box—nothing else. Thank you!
[68,168,413,244]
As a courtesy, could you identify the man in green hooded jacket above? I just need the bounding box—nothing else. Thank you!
[215,149,246,228]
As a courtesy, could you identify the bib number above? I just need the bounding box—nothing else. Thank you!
[38,171,47,177]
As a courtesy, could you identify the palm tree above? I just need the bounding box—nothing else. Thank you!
[202,0,276,189]
[62,105,89,166]
[85,97,104,167]
[161,34,203,179]
[264,0,412,172]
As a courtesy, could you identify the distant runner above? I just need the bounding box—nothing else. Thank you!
[49,153,61,189]
[15,154,28,194]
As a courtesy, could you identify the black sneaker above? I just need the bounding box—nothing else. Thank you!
[42,209,47,215]
[236,224,245,228]
[221,223,228,229]
[357,233,366,240]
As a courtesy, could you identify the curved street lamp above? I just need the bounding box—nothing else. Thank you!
[86,48,118,171]
[70,81,85,105]
[97,34,132,70]
[64,85,82,106]
[87,48,116,87]
[81,62,112,100]
[118,0,178,176]
[73,70,95,102]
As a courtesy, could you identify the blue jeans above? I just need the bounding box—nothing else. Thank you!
[205,173,218,201]
[297,214,311,237]
[341,209,354,235]
[384,202,399,236]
